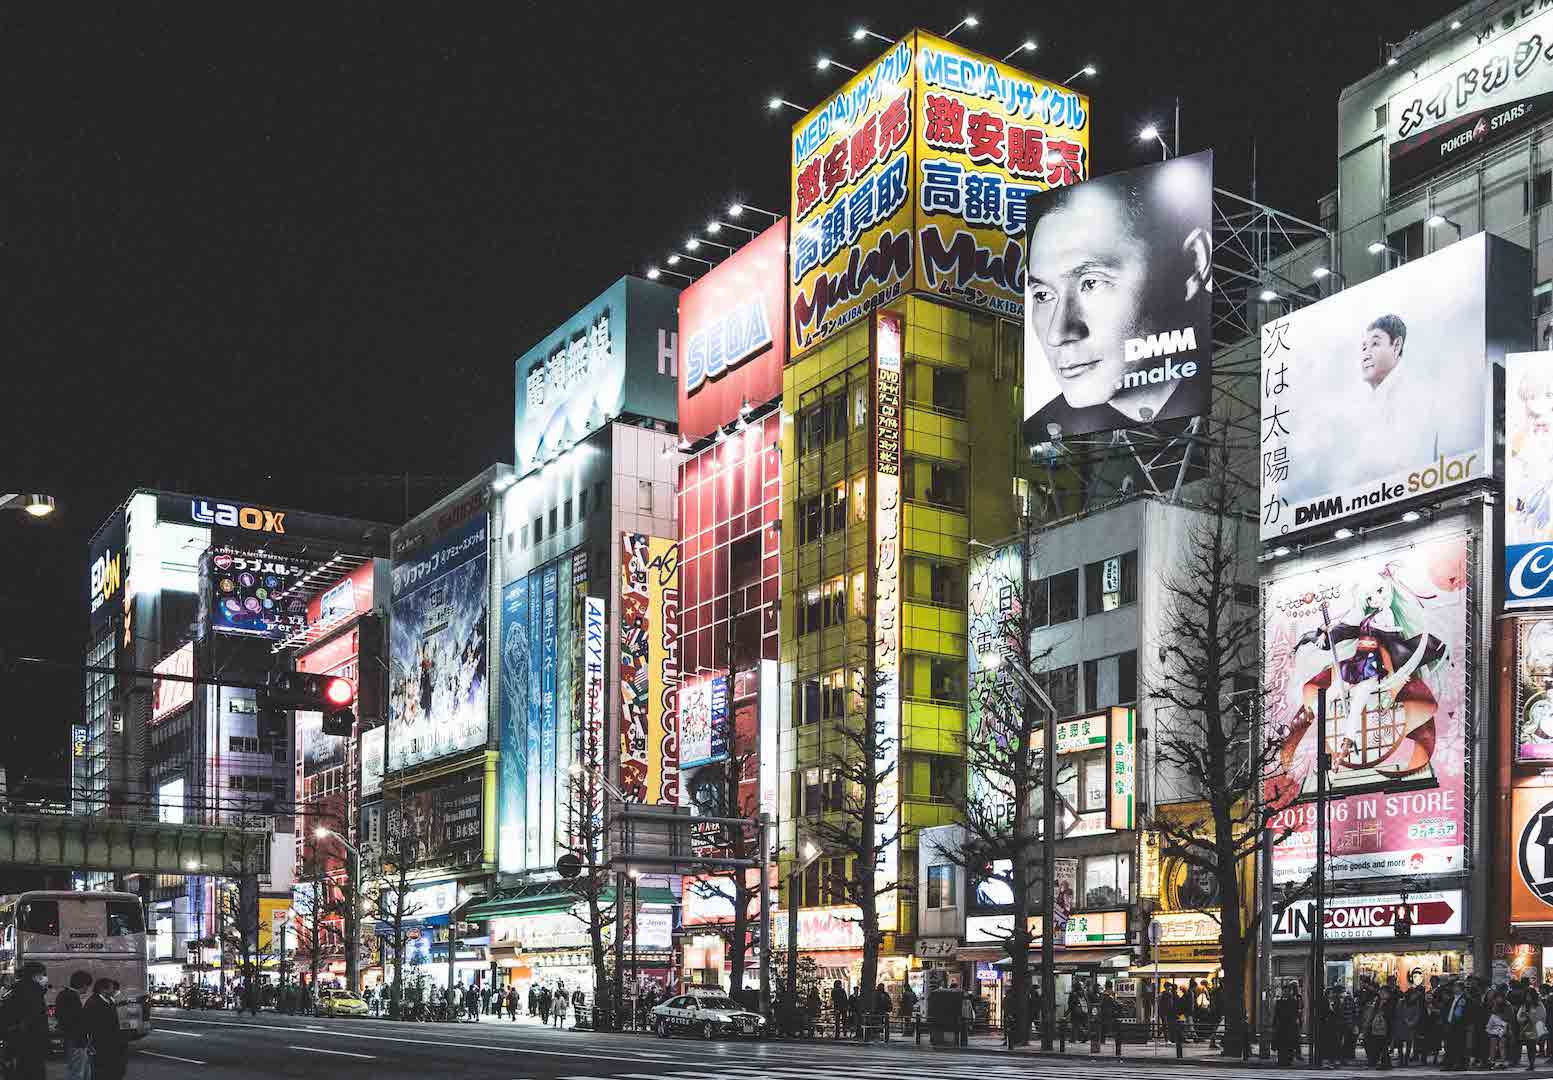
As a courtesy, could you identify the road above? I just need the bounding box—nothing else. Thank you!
[92,1009,1530,1079]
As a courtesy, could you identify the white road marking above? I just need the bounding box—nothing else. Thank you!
[152,1028,205,1037]
[138,1049,206,1065]
[290,1044,377,1059]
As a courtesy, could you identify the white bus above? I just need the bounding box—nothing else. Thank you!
[0,891,151,1039]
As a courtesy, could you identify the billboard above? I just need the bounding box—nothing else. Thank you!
[390,766,484,869]
[297,711,346,779]
[1259,234,1527,541]
[967,540,1022,827]
[1517,617,1553,762]
[582,595,606,848]
[150,642,195,725]
[677,220,787,441]
[872,309,903,931]
[789,33,1091,354]
[1512,781,1553,924]
[497,578,532,874]
[388,512,489,772]
[513,276,680,476]
[1022,151,1213,441]
[208,547,312,638]
[360,726,385,798]
[1507,352,1553,606]
[619,534,681,805]
[1387,5,1553,194]
[160,491,390,554]
[312,562,374,627]
[1262,534,1470,884]
[1272,889,1465,941]
[679,674,729,771]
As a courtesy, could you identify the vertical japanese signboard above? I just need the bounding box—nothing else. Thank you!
[967,540,1023,828]
[789,32,1090,354]
[1107,706,1136,831]
[541,565,559,867]
[1506,352,1553,607]
[498,578,531,874]
[872,309,904,931]
[620,535,681,806]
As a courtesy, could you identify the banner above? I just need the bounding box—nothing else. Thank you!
[150,642,194,725]
[1023,151,1212,440]
[583,595,606,849]
[1263,534,1470,883]
[1259,236,1512,541]
[498,578,532,873]
[297,711,345,779]
[360,726,385,798]
[541,565,559,867]
[1513,782,1553,923]
[209,547,312,638]
[788,33,1090,354]
[619,534,681,805]
[1517,618,1553,762]
[967,540,1023,828]
[388,512,489,771]
[873,309,904,930]
[1507,352,1553,606]
[1388,6,1553,193]
[1272,890,1464,941]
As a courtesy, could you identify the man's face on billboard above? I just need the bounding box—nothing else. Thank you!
[1360,328,1403,388]
[1026,184,1149,409]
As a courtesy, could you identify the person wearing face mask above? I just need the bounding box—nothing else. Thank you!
[1,961,50,1080]
[56,970,94,1080]
[83,977,128,1080]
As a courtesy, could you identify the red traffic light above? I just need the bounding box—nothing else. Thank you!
[324,677,355,708]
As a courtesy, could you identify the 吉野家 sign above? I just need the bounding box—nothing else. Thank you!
[1055,712,1108,754]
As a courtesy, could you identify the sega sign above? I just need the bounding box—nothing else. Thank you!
[684,298,772,395]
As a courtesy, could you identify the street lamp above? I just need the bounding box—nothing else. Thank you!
[853,27,893,44]
[944,14,979,38]
[315,827,363,994]
[982,643,1060,1048]
[1002,40,1037,63]
[708,220,755,239]
[816,57,858,75]
[767,97,809,113]
[1139,124,1170,160]
[1426,213,1463,239]
[1066,64,1097,83]
[786,839,823,1002]
[0,494,55,517]
[686,237,733,255]
[729,202,781,221]
[647,265,693,283]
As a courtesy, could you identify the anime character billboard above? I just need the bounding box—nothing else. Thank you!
[1263,534,1470,884]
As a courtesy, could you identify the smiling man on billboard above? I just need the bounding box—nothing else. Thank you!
[1023,151,1213,442]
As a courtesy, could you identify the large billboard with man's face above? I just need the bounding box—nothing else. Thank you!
[1259,234,1528,542]
[1022,151,1213,441]
[1262,533,1470,885]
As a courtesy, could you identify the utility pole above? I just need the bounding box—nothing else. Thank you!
[1311,686,1328,1066]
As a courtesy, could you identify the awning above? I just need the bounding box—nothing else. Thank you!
[1129,961,1222,976]
[993,949,1133,970]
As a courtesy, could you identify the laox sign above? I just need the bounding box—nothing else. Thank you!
[192,500,286,534]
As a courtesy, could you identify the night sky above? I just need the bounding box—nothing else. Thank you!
[2,1,1455,785]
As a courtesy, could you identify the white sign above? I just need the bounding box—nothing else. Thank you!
[1065,910,1128,946]
[917,937,959,958]
[771,905,865,950]
[1271,889,1464,942]
[360,726,385,797]
[157,778,185,825]
[1259,236,1499,541]
[319,578,356,624]
[1151,910,1220,944]
[151,643,195,724]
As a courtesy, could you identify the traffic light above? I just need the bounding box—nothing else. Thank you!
[260,671,356,736]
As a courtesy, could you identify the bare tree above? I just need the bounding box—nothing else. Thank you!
[555,722,618,1023]
[940,542,1064,1047]
[215,807,271,997]
[805,652,899,1004]
[1148,434,1285,1056]
[684,748,760,995]
[292,855,337,998]
[368,805,426,1020]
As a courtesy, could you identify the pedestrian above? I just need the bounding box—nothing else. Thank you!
[830,979,847,1039]
[1273,982,1300,1067]
[554,988,569,1029]
[538,984,552,1025]
[847,986,860,1037]
[466,982,479,1021]
[1363,986,1395,1069]
[506,986,518,1022]
[1,960,50,1080]
[1342,985,1361,1064]
[1443,979,1469,1070]
[82,977,128,1080]
[528,984,538,1018]
[1487,990,1510,1070]
[900,982,918,1035]
[1098,982,1117,1052]
[874,983,892,1042]
[55,969,92,1080]
[1068,982,1088,1042]
[243,980,259,1017]
[1520,988,1546,1071]
[1159,982,1178,1044]
[1395,986,1422,1067]
[959,990,975,1047]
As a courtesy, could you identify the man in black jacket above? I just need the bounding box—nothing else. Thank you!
[3,960,51,1080]
[82,978,128,1080]
[56,970,93,1080]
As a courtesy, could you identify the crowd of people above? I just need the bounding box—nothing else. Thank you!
[1,961,129,1080]
[1273,974,1553,1070]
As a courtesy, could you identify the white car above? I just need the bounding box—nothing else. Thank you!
[651,990,767,1040]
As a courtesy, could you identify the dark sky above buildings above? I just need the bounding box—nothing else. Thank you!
[1,0,1454,783]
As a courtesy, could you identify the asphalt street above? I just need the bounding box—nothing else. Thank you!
[83,1010,1553,1080]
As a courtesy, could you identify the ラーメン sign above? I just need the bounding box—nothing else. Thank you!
[788,32,1090,354]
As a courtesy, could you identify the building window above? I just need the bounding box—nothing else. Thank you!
[929,755,961,801]
[1082,853,1131,908]
[927,864,956,909]
[797,677,820,725]
[824,856,849,904]
[903,457,967,510]
[821,669,847,720]
[533,515,543,543]
[595,481,607,514]
[1034,663,1079,718]
[905,556,966,608]
[1388,220,1424,261]
[1232,582,1258,608]
[904,655,965,703]
[637,480,653,512]
[563,498,573,528]
[1081,755,1108,812]
[803,859,823,906]
[1538,280,1553,318]
[1528,170,1552,213]
[906,362,967,416]
[798,579,847,636]
[549,507,558,534]
[520,524,529,550]
[1084,551,1137,614]
[823,482,848,534]
[1373,103,1387,130]
[1083,650,1138,710]
[578,488,589,518]
[1031,568,1079,627]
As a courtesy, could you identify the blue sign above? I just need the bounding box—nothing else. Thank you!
[540,566,559,867]
[498,578,532,874]
[684,299,772,393]
[1509,543,1553,607]
[709,675,730,762]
